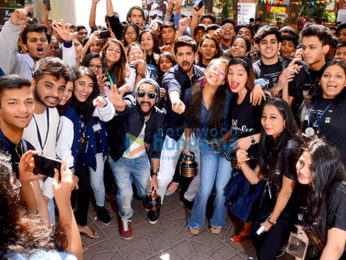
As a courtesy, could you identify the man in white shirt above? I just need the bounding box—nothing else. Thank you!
[22,57,71,224]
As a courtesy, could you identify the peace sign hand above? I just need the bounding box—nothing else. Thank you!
[105,84,127,112]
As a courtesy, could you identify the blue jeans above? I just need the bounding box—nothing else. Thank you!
[188,149,232,229]
[109,155,150,220]
[89,153,106,207]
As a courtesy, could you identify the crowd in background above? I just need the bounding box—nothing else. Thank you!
[0,0,345,259]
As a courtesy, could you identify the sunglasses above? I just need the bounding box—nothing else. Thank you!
[136,91,157,99]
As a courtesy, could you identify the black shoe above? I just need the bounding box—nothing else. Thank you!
[182,198,193,212]
[95,206,111,225]
[148,208,160,224]
[143,197,150,212]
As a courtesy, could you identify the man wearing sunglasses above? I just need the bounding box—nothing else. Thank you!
[107,78,164,240]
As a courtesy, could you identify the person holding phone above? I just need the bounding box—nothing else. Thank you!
[294,138,346,260]
[236,98,301,259]
[0,153,82,260]
[106,79,164,239]
[56,67,114,239]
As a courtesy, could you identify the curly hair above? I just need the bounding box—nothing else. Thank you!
[0,152,65,256]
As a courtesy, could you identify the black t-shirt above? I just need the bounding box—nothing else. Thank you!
[301,92,346,166]
[228,91,262,162]
[255,60,283,90]
[326,182,346,232]
[0,133,35,178]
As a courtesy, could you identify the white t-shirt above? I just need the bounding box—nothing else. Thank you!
[122,123,147,159]
[22,108,60,199]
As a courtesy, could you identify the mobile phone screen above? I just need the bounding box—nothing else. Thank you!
[33,155,61,178]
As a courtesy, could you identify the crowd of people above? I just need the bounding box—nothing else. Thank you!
[0,0,345,259]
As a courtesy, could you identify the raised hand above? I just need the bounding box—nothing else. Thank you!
[105,84,127,112]
[179,17,191,32]
[172,99,185,114]
[52,19,78,42]
[192,3,205,16]
[93,96,107,107]
[10,5,34,26]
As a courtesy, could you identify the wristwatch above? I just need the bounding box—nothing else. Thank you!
[250,135,256,145]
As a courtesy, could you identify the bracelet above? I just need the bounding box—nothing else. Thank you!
[268,219,277,226]
[150,169,158,177]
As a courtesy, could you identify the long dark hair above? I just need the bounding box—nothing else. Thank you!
[70,67,99,125]
[300,138,346,242]
[139,29,160,54]
[311,60,346,104]
[102,39,127,87]
[123,23,140,46]
[227,56,255,91]
[0,153,64,256]
[186,58,228,139]
[198,34,221,66]
[258,98,300,180]
[157,52,176,83]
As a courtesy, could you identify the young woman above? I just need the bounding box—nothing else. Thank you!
[230,35,251,58]
[197,34,221,68]
[82,32,102,59]
[185,58,233,235]
[127,42,157,91]
[301,60,346,166]
[224,56,264,242]
[157,52,176,84]
[295,138,346,260]
[139,30,160,68]
[0,152,82,259]
[102,39,128,89]
[123,23,139,49]
[56,67,115,238]
[58,72,75,115]
[237,97,301,259]
[72,37,83,67]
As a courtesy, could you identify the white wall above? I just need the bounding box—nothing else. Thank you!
[48,0,142,31]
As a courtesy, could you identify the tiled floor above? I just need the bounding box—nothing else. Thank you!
[82,191,292,260]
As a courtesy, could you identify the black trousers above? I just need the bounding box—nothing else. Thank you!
[72,159,92,226]
[250,193,294,260]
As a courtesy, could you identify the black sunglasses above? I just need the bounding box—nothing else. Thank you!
[136,91,157,99]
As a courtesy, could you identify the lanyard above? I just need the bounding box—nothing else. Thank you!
[32,109,50,152]
[307,102,333,133]
[106,71,114,85]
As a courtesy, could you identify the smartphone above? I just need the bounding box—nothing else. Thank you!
[99,30,111,39]
[44,0,51,11]
[33,154,61,178]
[195,0,206,11]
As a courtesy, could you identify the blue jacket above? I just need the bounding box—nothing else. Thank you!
[63,107,108,171]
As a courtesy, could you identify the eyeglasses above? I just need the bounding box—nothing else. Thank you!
[125,32,137,36]
[89,64,103,70]
[136,91,157,99]
[129,51,144,57]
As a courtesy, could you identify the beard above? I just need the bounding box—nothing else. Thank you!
[138,102,153,117]
[34,88,59,108]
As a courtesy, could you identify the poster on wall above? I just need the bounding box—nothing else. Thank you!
[237,3,256,25]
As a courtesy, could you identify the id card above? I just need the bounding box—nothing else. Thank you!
[286,232,308,259]
[93,123,102,132]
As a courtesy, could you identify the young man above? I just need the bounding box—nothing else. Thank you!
[126,6,145,29]
[280,34,298,58]
[0,6,75,79]
[76,25,88,42]
[22,57,71,224]
[107,79,164,240]
[334,42,346,63]
[220,19,236,51]
[286,24,333,118]
[161,21,176,46]
[0,74,47,222]
[336,23,346,42]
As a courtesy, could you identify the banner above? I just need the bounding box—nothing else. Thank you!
[237,3,257,25]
